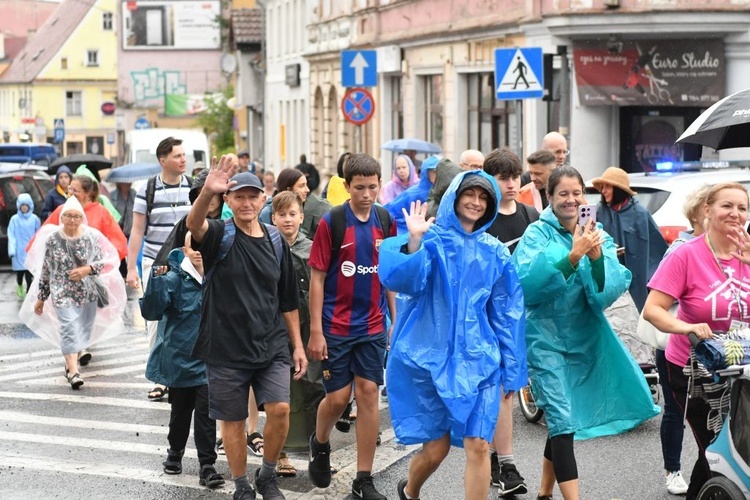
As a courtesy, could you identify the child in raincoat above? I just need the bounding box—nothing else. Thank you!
[378,170,527,500]
[513,166,659,500]
[141,232,224,489]
[7,193,41,298]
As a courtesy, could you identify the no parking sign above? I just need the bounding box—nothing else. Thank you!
[341,88,375,126]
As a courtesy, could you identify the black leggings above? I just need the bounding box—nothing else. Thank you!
[16,271,32,290]
[543,433,578,483]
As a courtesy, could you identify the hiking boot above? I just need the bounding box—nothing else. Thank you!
[78,350,92,366]
[233,484,257,500]
[254,468,285,500]
[199,464,224,488]
[308,433,331,488]
[666,470,689,495]
[352,475,387,500]
[497,462,527,497]
[335,402,352,433]
[490,452,501,486]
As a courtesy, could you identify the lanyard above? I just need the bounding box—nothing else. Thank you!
[705,234,745,318]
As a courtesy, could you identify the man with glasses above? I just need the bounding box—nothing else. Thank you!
[459,149,485,171]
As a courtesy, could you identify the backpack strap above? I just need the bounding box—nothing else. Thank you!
[204,219,284,283]
[144,175,157,234]
[374,205,392,237]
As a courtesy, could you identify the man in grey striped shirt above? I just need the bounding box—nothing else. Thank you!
[126,136,192,399]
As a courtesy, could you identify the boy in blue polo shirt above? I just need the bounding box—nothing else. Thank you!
[307,153,395,500]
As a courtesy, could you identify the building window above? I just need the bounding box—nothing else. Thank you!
[102,12,113,30]
[86,50,99,67]
[423,75,443,147]
[66,91,82,116]
[390,76,403,139]
[467,73,515,153]
[60,57,68,70]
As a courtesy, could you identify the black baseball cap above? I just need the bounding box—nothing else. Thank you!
[228,172,263,192]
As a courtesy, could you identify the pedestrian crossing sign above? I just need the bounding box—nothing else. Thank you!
[494,47,544,100]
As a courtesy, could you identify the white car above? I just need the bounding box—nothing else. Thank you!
[586,166,750,242]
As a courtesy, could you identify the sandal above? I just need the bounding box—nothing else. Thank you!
[162,448,184,474]
[276,452,297,477]
[246,431,264,456]
[199,464,225,488]
[148,386,168,400]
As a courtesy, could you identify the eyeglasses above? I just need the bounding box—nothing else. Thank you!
[553,149,571,156]
[62,213,83,220]
[460,162,484,170]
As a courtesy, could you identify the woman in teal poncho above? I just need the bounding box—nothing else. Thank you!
[513,166,659,500]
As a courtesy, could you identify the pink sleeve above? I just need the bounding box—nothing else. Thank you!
[648,249,687,301]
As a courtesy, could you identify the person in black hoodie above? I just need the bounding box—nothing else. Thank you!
[41,165,72,221]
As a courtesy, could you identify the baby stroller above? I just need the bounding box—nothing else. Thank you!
[689,332,750,499]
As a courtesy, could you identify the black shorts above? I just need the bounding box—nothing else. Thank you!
[206,358,291,422]
[323,331,387,393]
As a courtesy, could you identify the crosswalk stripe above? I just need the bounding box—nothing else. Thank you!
[0,355,147,383]
[0,391,171,410]
[0,336,148,363]
[25,379,154,388]
[0,344,149,374]
[0,410,169,435]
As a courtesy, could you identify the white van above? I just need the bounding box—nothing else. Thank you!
[124,129,209,175]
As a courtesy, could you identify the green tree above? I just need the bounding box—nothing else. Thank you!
[198,85,235,156]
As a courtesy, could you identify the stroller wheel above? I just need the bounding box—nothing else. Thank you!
[697,475,745,500]
[517,383,544,423]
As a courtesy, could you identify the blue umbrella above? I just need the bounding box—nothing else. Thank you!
[382,138,442,154]
[106,163,161,183]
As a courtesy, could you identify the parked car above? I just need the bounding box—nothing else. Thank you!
[586,163,750,243]
[0,143,58,166]
[0,164,54,265]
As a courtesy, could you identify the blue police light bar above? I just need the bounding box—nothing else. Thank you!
[653,160,748,173]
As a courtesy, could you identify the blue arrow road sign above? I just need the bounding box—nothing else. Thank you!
[53,118,65,144]
[494,47,544,100]
[341,50,377,87]
[134,117,150,130]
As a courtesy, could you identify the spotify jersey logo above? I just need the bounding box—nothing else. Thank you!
[341,261,356,277]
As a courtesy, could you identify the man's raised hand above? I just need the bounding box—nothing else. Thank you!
[203,154,239,194]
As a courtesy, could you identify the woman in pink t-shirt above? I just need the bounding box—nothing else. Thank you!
[644,182,750,499]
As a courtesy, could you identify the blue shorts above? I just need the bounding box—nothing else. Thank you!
[322,332,387,393]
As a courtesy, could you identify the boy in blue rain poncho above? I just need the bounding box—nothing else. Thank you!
[378,170,526,500]
[512,166,659,500]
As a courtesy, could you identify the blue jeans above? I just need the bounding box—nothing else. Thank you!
[655,348,685,472]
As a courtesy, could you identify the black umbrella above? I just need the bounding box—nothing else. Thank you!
[49,154,114,181]
[676,88,750,150]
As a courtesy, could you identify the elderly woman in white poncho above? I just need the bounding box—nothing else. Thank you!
[20,196,126,390]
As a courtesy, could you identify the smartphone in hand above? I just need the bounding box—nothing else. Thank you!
[577,204,597,228]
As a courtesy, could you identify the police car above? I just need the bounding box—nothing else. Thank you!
[586,161,750,243]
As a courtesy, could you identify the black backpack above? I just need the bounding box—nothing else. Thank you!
[328,204,392,262]
[144,174,193,233]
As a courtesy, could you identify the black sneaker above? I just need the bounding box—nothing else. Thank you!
[490,452,501,487]
[497,462,528,497]
[254,468,285,500]
[308,433,331,488]
[233,484,257,500]
[352,475,386,500]
[335,402,352,433]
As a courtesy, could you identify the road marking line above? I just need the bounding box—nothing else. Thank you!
[0,356,147,383]
[0,410,169,435]
[0,391,172,410]
[24,379,154,389]
[0,344,149,374]
[0,336,148,363]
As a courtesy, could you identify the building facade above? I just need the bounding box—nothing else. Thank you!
[0,0,118,156]
[295,0,750,181]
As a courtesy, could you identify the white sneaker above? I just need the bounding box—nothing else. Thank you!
[666,470,688,495]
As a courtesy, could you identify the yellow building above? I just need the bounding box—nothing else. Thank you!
[0,0,118,157]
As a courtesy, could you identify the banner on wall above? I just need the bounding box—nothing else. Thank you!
[573,39,725,106]
[164,93,220,116]
[122,1,220,50]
